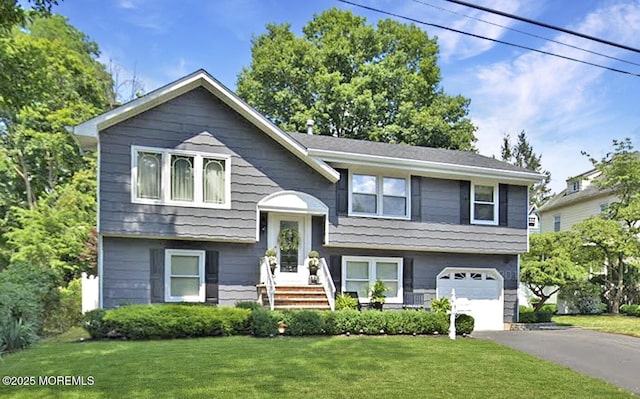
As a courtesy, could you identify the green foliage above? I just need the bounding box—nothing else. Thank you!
[250,308,281,337]
[235,301,262,311]
[82,309,110,339]
[0,318,38,353]
[308,250,319,258]
[501,131,551,206]
[558,281,606,315]
[455,314,475,335]
[369,280,388,305]
[620,305,640,317]
[42,278,82,335]
[101,305,251,340]
[282,310,325,336]
[333,309,363,334]
[335,293,359,310]
[360,310,386,335]
[399,311,449,334]
[237,8,476,150]
[521,231,586,311]
[277,228,299,251]
[430,297,451,313]
[265,248,276,257]
[0,0,59,32]
[519,307,553,323]
[540,303,558,314]
[383,311,404,335]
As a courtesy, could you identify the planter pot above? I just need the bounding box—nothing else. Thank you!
[309,267,318,276]
[370,302,383,311]
[309,275,319,285]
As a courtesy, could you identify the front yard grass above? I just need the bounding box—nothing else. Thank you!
[553,314,640,338]
[1,332,637,399]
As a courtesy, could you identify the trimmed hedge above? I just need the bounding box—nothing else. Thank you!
[455,314,475,335]
[87,304,251,340]
[620,304,640,317]
[519,306,553,323]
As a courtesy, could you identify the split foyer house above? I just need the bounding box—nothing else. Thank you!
[73,70,542,331]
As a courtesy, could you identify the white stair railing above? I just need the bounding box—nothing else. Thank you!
[262,257,276,310]
[318,257,335,311]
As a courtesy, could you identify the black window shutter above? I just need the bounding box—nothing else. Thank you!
[460,180,471,225]
[403,258,414,293]
[499,184,509,227]
[336,169,348,215]
[205,250,219,304]
[410,176,421,221]
[329,255,342,294]
[150,248,164,303]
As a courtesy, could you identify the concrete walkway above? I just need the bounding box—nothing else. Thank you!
[474,328,640,395]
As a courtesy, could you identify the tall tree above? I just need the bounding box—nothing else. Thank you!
[501,130,551,206]
[576,138,640,313]
[520,231,586,310]
[0,0,59,32]
[237,8,477,150]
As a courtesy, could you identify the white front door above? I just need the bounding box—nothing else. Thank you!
[268,213,311,285]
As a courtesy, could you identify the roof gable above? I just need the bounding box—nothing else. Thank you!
[72,69,339,183]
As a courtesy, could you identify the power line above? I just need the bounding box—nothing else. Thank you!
[411,0,640,68]
[444,0,640,54]
[336,0,640,78]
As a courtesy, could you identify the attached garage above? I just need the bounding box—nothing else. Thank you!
[436,267,504,331]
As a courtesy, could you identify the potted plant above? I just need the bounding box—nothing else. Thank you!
[265,248,277,275]
[369,280,388,311]
[307,250,320,284]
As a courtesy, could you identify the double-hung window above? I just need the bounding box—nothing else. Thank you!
[132,146,230,208]
[342,256,403,303]
[164,249,205,302]
[350,173,409,218]
[471,183,498,225]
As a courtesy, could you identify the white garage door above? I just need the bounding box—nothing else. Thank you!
[436,268,504,331]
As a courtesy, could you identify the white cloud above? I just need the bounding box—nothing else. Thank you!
[164,58,191,81]
[118,0,137,10]
[459,1,640,193]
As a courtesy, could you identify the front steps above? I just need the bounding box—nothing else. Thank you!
[258,284,330,310]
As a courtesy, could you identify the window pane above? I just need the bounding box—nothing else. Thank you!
[171,277,200,297]
[474,185,494,202]
[171,255,199,275]
[384,281,398,298]
[346,261,369,279]
[383,178,405,196]
[376,262,398,280]
[352,193,376,213]
[345,281,369,298]
[203,159,225,204]
[352,174,377,194]
[171,155,194,201]
[383,196,406,216]
[474,203,494,221]
[137,152,161,199]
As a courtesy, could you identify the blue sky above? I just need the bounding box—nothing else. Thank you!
[55,0,640,193]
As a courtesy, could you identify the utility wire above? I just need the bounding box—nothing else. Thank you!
[336,0,640,78]
[412,0,640,68]
[444,0,640,54]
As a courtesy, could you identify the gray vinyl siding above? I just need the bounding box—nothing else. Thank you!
[102,236,266,308]
[99,87,335,241]
[506,185,528,229]
[328,216,527,254]
[323,247,518,323]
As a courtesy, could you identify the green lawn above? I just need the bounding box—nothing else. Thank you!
[1,330,637,399]
[553,314,640,338]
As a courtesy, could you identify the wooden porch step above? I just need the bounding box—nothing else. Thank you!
[257,284,330,310]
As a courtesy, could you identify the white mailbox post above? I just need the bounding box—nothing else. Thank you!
[448,289,457,340]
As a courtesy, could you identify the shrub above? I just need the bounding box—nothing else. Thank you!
[360,310,386,335]
[430,297,451,313]
[333,309,363,334]
[399,311,448,334]
[384,311,404,335]
[620,304,639,317]
[0,318,38,353]
[251,308,280,337]
[83,309,111,339]
[320,311,339,335]
[283,310,324,336]
[102,304,251,340]
[519,306,553,323]
[235,301,262,311]
[539,303,558,314]
[455,314,475,335]
[43,278,83,335]
[559,281,605,314]
[335,293,359,310]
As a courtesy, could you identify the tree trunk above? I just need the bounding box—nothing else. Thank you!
[17,151,35,209]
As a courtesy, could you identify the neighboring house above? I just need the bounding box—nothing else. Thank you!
[528,205,540,234]
[72,70,541,331]
[538,169,616,232]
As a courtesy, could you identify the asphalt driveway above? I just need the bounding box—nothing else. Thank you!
[474,328,640,395]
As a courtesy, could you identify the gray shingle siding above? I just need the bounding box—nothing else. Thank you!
[99,88,335,241]
[422,177,460,224]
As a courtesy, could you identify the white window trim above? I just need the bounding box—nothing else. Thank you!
[471,181,499,226]
[131,145,231,209]
[164,249,205,302]
[341,256,403,304]
[348,170,411,220]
